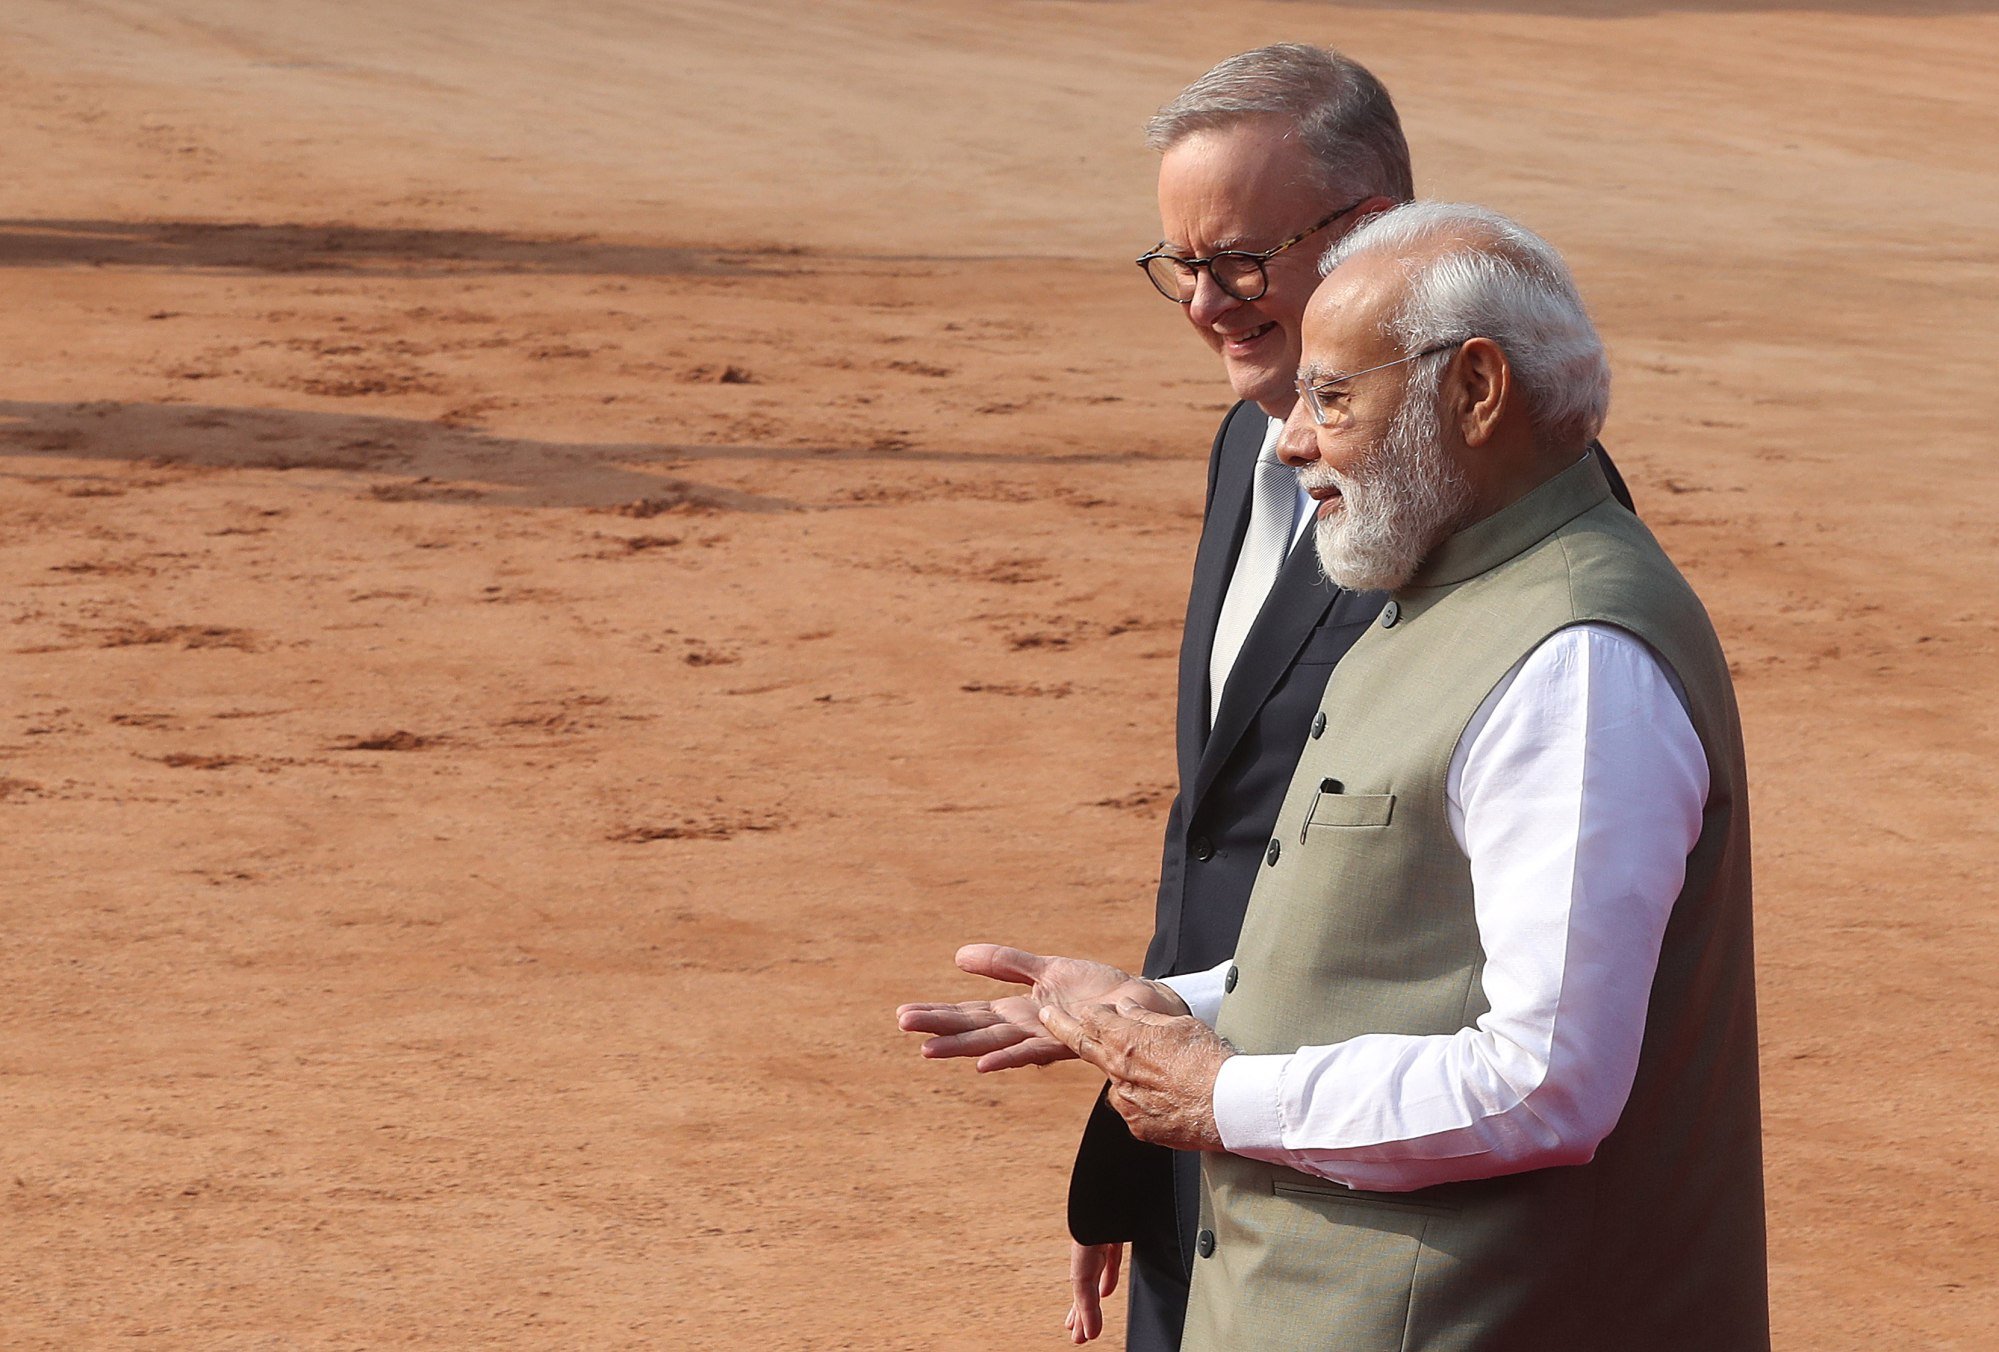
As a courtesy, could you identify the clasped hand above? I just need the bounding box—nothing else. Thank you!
[895,944,1233,1150]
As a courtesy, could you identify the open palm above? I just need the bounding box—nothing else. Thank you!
[895,943,1185,1072]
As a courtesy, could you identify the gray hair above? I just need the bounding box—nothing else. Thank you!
[1146,43,1415,203]
[1321,202,1611,454]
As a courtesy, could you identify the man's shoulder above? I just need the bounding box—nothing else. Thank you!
[1528,502,1725,661]
[1548,499,1691,595]
[1198,400,1267,508]
[1213,399,1267,447]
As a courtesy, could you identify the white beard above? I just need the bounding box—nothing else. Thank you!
[1303,366,1474,592]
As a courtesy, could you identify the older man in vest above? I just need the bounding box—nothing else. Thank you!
[901,202,1768,1349]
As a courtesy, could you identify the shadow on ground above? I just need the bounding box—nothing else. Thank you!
[0,219,798,279]
[0,220,1060,278]
[0,400,1126,512]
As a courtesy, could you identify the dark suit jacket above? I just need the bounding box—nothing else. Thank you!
[1067,400,1633,1263]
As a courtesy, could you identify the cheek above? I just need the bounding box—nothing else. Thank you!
[1317,428,1375,477]
[1259,276,1313,335]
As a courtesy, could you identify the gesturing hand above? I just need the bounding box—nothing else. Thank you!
[895,944,1188,1072]
[1065,1240,1121,1344]
[1038,999,1233,1152]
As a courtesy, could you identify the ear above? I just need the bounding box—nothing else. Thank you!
[1351,195,1397,225]
[1452,337,1511,448]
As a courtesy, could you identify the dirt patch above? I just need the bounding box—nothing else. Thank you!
[331,730,443,752]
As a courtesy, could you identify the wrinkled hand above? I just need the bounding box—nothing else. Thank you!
[1039,999,1232,1151]
[896,944,1187,1072]
[1064,1240,1121,1344]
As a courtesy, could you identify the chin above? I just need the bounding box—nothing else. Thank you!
[1313,511,1434,593]
[1316,545,1420,593]
[1227,366,1289,413]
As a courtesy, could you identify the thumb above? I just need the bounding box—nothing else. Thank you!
[1037,1002,1108,1069]
[1037,1001,1083,1045]
[1113,997,1182,1026]
[957,943,1046,987]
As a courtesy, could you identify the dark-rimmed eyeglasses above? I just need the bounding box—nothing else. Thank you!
[1295,341,1466,427]
[1136,198,1368,304]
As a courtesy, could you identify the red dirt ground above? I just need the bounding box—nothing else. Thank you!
[2,3,1993,1347]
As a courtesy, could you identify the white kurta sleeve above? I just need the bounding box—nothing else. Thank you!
[1209,623,1708,1192]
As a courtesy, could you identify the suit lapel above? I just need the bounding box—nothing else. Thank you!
[1192,529,1342,810]
[1175,404,1265,797]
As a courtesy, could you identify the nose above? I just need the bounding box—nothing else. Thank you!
[1186,267,1240,327]
[1276,402,1321,467]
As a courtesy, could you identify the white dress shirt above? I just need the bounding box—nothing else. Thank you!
[1206,417,1319,724]
[1163,622,1708,1193]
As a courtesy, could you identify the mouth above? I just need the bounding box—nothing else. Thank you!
[1217,321,1276,355]
[1306,480,1343,518]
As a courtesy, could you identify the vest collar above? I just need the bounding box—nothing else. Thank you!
[1403,453,1613,591]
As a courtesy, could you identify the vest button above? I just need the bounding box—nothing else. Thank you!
[1196,1229,1216,1258]
[1190,835,1214,862]
[1310,710,1327,739]
[1224,964,1238,993]
[1265,838,1281,867]
[1380,599,1401,628]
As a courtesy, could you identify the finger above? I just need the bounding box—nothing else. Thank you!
[1100,1243,1122,1299]
[1052,999,1136,1043]
[919,1022,1032,1060]
[956,943,1048,986]
[1035,1002,1086,1054]
[924,1032,1033,1062]
[1107,1080,1163,1140]
[974,1035,1074,1073]
[1037,1003,1115,1073]
[895,1002,998,1035]
[1112,997,1182,1027]
[1069,1247,1105,1344]
[1110,1098,1160,1144]
[1069,1244,1101,1316]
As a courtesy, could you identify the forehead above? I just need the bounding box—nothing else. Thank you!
[1301,253,1405,372]
[1155,118,1321,249]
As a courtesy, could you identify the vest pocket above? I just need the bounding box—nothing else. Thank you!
[1304,792,1395,829]
[1273,1178,1458,1217]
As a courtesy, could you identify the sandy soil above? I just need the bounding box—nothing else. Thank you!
[2,2,1994,1347]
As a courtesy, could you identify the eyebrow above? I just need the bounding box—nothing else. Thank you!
[1156,232,1255,256]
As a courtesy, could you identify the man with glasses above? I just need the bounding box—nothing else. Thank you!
[901,203,1764,1351]
[901,45,1631,1347]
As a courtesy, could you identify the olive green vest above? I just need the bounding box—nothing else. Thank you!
[1182,456,1768,1352]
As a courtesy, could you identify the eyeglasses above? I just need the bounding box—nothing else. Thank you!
[1137,198,1368,304]
[1295,341,1465,427]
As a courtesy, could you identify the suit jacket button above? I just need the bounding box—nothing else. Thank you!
[1310,710,1327,739]
[1380,599,1401,628]
[1265,838,1281,867]
[1197,1229,1216,1258]
[1224,964,1238,993]
[1191,835,1214,862]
